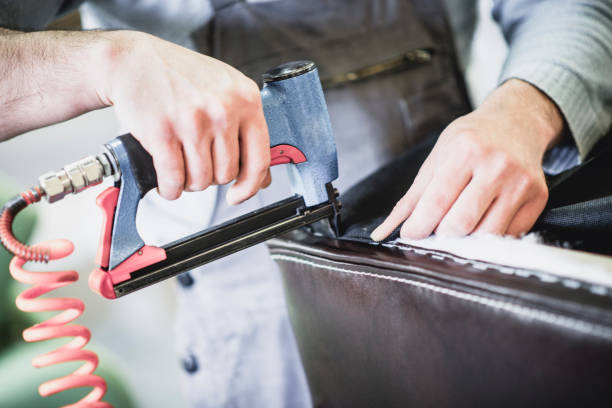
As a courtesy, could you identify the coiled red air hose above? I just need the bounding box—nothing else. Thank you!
[1,189,112,407]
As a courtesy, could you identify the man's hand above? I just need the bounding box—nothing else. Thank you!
[371,79,564,241]
[96,31,270,203]
[0,29,270,204]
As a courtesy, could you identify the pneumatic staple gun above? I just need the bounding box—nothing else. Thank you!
[1,61,341,299]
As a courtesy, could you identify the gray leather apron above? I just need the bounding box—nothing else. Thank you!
[195,0,471,191]
[174,1,473,407]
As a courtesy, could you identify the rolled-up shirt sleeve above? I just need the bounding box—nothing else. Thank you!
[493,0,612,159]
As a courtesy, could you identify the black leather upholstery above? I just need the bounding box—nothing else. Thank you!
[269,231,612,407]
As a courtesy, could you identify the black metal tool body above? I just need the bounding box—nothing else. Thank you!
[113,184,340,297]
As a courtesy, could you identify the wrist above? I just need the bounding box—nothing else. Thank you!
[89,30,146,106]
[481,78,565,152]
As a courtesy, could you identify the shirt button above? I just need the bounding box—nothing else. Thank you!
[177,271,195,288]
[181,353,199,374]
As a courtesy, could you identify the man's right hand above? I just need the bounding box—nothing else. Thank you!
[0,29,270,204]
[98,31,270,203]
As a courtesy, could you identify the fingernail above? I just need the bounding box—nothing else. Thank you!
[435,228,449,237]
[401,228,428,240]
[436,226,462,238]
[225,189,240,206]
[370,227,384,242]
[399,225,411,240]
[159,187,180,201]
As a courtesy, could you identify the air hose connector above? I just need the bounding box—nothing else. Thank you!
[38,153,115,203]
[1,151,117,262]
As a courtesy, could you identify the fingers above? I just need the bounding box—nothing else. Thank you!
[471,196,518,236]
[474,174,548,236]
[472,184,527,235]
[369,162,433,241]
[211,122,240,185]
[261,169,272,189]
[182,109,214,192]
[435,171,501,237]
[372,127,550,243]
[155,95,266,203]
[182,140,213,192]
[505,188,548,236]
[175,99,242,194]
[148,131,185,200]
[399,167,472,239]
[226,107,270,205]
[371,165,546,243]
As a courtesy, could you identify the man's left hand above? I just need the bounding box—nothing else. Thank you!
[371,79,564,241]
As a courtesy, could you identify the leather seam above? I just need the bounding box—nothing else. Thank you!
[271,253,612,342]
[381,241,609,296]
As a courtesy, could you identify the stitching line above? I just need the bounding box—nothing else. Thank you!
[382,241,610,296]
[309,233,608,295]
[271,253,612,341]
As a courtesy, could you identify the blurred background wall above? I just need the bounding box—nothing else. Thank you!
[0,1,506,407]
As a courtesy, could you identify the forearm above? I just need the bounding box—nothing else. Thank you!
[0,26,269,203]
[0,28,114,140]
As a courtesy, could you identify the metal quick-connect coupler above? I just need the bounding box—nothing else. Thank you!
[38,153,116,203]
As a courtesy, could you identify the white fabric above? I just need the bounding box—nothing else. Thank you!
[398,234,612,291]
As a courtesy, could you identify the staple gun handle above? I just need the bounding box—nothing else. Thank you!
[102,133,308,271]
[113,134,307,196]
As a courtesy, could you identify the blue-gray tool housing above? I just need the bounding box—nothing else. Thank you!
[261,61,338,207]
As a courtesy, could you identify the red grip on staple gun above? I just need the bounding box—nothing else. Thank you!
[89,186,166,299]
[270,144,307,166]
